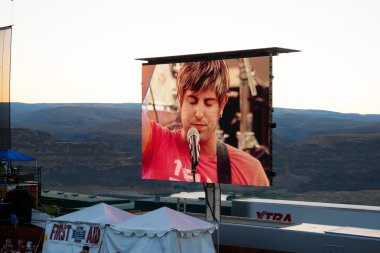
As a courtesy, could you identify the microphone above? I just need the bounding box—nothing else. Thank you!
[187,127,200,182]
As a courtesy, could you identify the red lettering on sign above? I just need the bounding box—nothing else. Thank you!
[273,213,283,221]
[50,224,58,239]
[93,227,100,243]
[86,226,101,244]
[265,212,273,219]
[50,224,72,241]
[256,210,292,223]
[256,211,266,219]
[284,214,292,222]
[86,227,93,243]
[65,225,72,241]
[54,225,62,240]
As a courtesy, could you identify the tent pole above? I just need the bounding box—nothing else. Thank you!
[205,183,221,222]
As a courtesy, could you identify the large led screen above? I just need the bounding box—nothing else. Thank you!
[142,57,272,186]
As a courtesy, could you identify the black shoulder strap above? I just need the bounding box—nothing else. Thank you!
[217,140,231,184]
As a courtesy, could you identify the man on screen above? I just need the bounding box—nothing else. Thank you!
[142,60,269,186]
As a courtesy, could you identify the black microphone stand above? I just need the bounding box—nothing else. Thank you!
[192,162,198,182]
[189,133,199,182]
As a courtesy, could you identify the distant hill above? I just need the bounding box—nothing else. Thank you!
[12,103,140,141]
[273,111,380,142]
[12,128,142,187]
[11,128,196,194]
[11,102,140,111]
[12,103,380,143]
[274,108,380,122]
[9,103,380,202]
[273,133,380,191]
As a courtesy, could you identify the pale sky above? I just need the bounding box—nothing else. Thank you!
[0,0,379,114]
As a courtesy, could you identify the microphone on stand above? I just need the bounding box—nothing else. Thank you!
[187,127,200,182]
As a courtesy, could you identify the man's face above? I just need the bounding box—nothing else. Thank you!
[180,88,226,143]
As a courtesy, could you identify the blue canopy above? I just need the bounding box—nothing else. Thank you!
[0,149,36,161]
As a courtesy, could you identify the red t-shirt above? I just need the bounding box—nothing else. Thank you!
[143,121,269,186]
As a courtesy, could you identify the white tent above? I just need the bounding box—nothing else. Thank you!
[43,203,135,253]
[32,208,54,228]
[100,207,217,253]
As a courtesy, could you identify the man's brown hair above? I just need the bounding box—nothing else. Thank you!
[177,60,229,104]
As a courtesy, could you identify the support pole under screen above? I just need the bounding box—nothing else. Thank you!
[205,183,221,221]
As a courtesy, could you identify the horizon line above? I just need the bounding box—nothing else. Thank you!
[8,102,380,115]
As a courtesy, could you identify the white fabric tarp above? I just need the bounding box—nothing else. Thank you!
[42,203,134,253]
[32,208,54,228]
[100,207,217,253]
